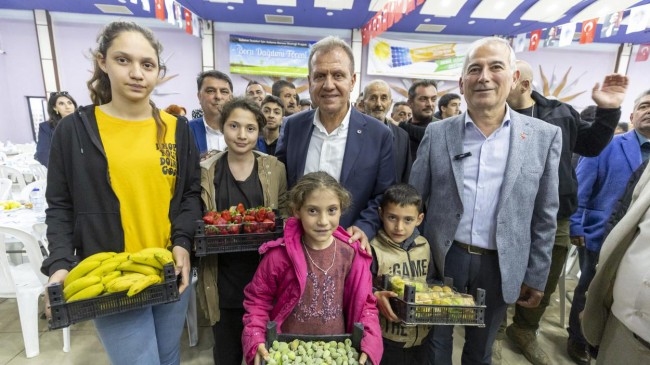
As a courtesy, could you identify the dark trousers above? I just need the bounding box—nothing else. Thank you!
[212,308,245,365]
[380,339,426,365]
[512,244,568,330]
[567,247,599,344]
[424,243,508,365]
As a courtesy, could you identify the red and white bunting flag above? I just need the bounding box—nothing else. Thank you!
[529,30,541,51]
[154,0,165,20]
[580,18,598,44]
[184,9,192,35]
[636,44,650,62]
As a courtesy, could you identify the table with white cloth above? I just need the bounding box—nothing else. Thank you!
[0,208,46,265]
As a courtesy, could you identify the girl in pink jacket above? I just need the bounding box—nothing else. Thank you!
[242,171,383,365]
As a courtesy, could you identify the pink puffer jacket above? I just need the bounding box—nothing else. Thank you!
[241,217,383,365]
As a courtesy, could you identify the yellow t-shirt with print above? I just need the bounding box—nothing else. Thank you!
[96,107,177,253]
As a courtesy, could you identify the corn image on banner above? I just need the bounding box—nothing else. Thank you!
[229,35,313,77]
[367,36,471,80]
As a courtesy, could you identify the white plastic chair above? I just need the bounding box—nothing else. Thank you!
[19,180,46,202]
[0,177,12,200]
[29,164,47,181]
[0,226,70,357]
[0,165,27,190]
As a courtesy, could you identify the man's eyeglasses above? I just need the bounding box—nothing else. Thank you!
[49,91,69,98]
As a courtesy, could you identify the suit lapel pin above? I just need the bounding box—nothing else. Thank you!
[357,130,362,134]
[521,132,526,140]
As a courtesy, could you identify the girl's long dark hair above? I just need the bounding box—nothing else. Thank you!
[87,21,167,148]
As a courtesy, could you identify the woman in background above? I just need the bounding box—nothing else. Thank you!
[34,91,77,167]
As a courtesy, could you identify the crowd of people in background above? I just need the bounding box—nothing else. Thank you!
[35,19,650,365]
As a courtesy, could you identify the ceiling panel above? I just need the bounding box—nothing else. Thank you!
[1,0,649,44]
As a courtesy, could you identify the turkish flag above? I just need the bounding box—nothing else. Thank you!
[184,9,192,35]
[529,30,541,51]
[393,0,404,23]
[580,18,598,44]
[385,2,394,28]
[636,44,650,62]
[155,0,165,21]
[405,0,416,15]
[361,25,369,45]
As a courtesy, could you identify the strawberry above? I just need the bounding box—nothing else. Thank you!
[203,214,215,225]
[265,210,276,221]
[227,223,240,235]
[215,217,227,226]
[262,219,275,232]
[205,225,218,236]
[255,208,267,222]
[221,210,232,222]
[236,203,246,215]
[244,214,256,222]
[242,222,254,234]
[232,214,243,224]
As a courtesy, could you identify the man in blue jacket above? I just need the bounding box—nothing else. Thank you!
[188,70,233,155]
[568,89,650,363]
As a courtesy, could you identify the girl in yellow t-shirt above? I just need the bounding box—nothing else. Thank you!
[42,21,201,364]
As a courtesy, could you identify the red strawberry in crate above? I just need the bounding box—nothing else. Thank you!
[227,223,240,235]
[221,210,232,222]
[242,222,254,234]
[265,210,276,221]
[261,219,275,232]
[243,214,256,222]
[203,212,215,225]
[255,208,267,222]
[205,225,218,236]
[232,214,242,224]
[236,203,246,215]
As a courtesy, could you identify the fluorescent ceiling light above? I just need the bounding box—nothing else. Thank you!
[369,0,392,12]
[415,24,446,32]
[520,0,582,22]
[420,0,468,18]
[257,0,296,6]
[94,4,133,15]
[471,0,524,20]
[314,0,354,10]
[264,14,294,24]
[570,0,638,23]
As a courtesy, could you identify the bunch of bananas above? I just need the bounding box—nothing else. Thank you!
[62,248,174,302]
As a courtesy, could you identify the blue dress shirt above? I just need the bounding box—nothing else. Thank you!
[455,108,512,250]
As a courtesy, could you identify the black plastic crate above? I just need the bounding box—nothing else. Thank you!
[261,321,363,365]
[48,263,180,330]
[382,275,486,327]
[193,216,283,256]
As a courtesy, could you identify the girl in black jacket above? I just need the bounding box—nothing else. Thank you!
[42,21,201,364]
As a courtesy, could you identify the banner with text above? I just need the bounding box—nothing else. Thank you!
[367,37,470,80]
[229,35,312,77]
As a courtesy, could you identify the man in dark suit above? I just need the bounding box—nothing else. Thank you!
[410,37,562,365]
[276,36,395,245]
[363,79,412,183]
